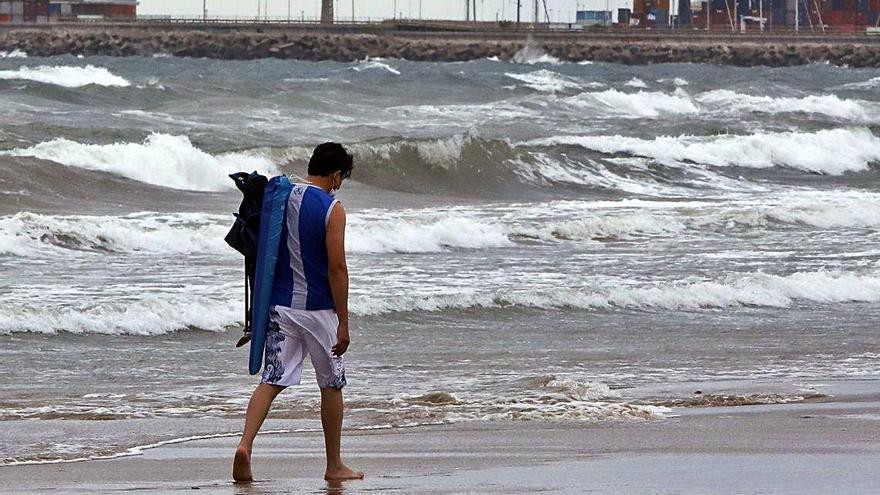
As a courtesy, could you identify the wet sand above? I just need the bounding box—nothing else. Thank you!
[2,399,879,495]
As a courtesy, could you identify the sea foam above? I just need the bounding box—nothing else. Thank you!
[0,64,129,87]
[505,70,581,92]
[624,77,648,88]
[0,49,27,58]
[350,59,401,75]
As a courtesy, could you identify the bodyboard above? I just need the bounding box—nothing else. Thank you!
[249,175,292,375]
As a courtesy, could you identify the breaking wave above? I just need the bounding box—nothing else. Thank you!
[546,87,873,121]
[4,190,877,258]
[696,90,873,121]
[838,76,880,90]
[3,267,878,334]
[0,64,129,87]
[352,269,880,316]
[274,134,718,197]
[3,133,278,191]
[517,213,686,241]
[512,42,561,65]
[505,69,580,92]
[10,125,871,199]
[624,77,648,88]
[529,127,880,175]
[0,210,510,258]
[350,58,401,75]
[0,49,27,58]
[565,89,700,118]
[0,212,230,257]
[348,213,512,253]
[0,295,241,336]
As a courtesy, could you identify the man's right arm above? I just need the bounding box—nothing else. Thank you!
[326,203,350,356]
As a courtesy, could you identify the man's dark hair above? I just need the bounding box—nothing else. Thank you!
[308,142,353,178]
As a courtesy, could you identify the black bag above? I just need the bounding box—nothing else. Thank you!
[224,171,269,347]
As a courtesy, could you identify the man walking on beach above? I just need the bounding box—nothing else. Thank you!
[233,143,363,482]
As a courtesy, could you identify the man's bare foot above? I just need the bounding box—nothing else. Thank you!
[232,446,254,482]
[324,464,364,481]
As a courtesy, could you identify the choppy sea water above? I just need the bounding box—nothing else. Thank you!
[0,48,879,464]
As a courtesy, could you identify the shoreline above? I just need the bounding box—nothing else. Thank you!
[2,28,880,66]
[2,399,879,494]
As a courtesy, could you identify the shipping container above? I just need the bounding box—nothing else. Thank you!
[633,0,671,15]
[650,8,669,26]
[71,2,137,19]
[0,13,9,22]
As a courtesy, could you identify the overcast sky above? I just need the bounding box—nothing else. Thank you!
[139,0,636,23]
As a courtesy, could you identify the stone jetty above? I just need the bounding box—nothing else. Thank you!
[2,27,880,67]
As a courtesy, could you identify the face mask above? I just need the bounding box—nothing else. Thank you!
[329,174,342,198]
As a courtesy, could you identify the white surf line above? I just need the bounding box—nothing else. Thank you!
[0,421,448,467]
[0,429,296,467]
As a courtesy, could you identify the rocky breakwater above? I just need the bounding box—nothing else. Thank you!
[2,29,880,67]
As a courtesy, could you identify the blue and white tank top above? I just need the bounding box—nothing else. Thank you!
[270,183,339,311]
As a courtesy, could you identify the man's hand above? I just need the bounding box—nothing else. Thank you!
[332,323,350,357]
[327,203,350,358]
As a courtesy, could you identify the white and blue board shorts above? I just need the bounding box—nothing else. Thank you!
[260,306,347,389]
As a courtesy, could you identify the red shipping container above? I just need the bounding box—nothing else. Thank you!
[871,0,880,9]
[840,23,857,31]
[0,14,10,23]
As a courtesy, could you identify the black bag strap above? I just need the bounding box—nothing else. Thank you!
[236,258,253,348]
